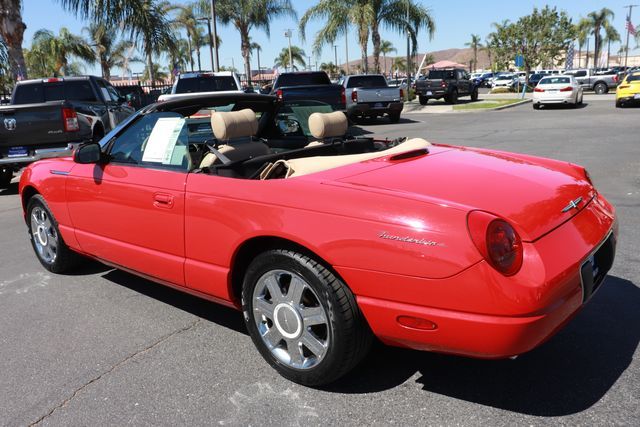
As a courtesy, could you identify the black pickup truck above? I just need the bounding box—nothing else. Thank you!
[0,76,134,187]
[415,68,479,105]
[270,72,345,111]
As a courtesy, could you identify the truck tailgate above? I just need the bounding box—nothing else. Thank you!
[354,87,401,103]
[277,85,344,110]
[0,102,89,154]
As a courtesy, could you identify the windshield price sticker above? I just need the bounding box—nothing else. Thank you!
[141,117,185,164]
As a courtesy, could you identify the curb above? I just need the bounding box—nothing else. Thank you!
[491,98,532,111]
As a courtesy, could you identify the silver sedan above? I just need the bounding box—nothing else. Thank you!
[533,75,583,109]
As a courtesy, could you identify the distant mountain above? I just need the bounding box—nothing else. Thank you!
[340,47,492,73]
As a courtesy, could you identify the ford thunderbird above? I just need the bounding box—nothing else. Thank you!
[19,93,617,386]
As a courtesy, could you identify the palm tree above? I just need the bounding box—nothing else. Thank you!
[171,3,199,71]
[369,0,435,74]
[575,18,591,68]
[168,38,192,78]
[250,41,262,81]
[31,28,96,76]
[142,63,168,82]
[0,0,28,79]
[300,0,372,74]
[586,8,615,68]
[111,40,141,79]
[482,38,492,70]
[465,34,482,71]
[274,46,306,71]
[603,24,620,68]
[379,40,395,77]
[320,61,338,77]
[391,56,406,76]
[199,0,296,84]
[83,22,120,79]
[125,0,176,86]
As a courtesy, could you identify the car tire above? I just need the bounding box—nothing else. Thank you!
[419,96,428,105]
[242,249,373,386]
[533,103,541,110]
[26,194,80,273]
[470,88,479,102]
[616,100,623,108]
[388,112,401,123]
[0,167,12,189]
[449,90,458,104]
[577,94,583,105]
[594,83,607,95]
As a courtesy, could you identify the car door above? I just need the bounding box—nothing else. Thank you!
[65,111,191,286]
[572,70,588,89]
[95,79,131,130]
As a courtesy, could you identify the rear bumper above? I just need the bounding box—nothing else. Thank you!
[533,92,576,104]
[347,102,403,116]
[416,89,447,98]
[0,143,83,166]
[616,94,640,104]
[342,194,617,358]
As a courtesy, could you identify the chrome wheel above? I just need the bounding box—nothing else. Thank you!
[30,206,58,264]
[252,269,329,370]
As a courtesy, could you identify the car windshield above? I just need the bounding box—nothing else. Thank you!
[275,73,331,87]
[496,76,513,80]
[175,76,238,93]
[13,80,98,104]
[278,100,334,137]
[539,77,570,85]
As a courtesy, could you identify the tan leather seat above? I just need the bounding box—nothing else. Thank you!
[199,109,270,168]
[261,138,432,179]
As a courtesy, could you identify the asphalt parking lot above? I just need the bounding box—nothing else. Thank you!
[1,97,638,426]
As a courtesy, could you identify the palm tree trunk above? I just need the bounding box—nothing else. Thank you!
[606,40,611,68]
[585,38,590,68]
[383,52,386,77]
[196,46,201,71]
[147,50,155,87]
[473,47,477,71]
[594,28,601,68]
[186,37,194,71]
[0,0,28,80]
[256,50,261,85]
[358,26,369,74]
[371,20,381,74]
[240,27,251,85]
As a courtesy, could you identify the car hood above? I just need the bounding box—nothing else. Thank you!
[333,146,594,241]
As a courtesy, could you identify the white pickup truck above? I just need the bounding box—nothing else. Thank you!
[339,74,404,123]
[157,71,243,102]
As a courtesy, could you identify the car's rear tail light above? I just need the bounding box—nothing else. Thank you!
[340,86,346,106]
[43,78,61,83]
[440,81,447,88]
[613,75,618,83]
[534,87,544,92]
[351,89,358,102]
[276,89,283,101]
[560,86,573,92]
[467,211,523,276]
[62,107,79,132]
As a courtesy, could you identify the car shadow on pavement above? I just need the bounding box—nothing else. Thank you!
[101,268,247,334]
[537,103,589,110]
[0,182,19,196]
[327,275,639,417]
[352,116,421,126]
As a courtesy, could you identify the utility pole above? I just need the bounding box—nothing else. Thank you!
[210,0,219,72]
[334,44,338,70]
[285,30,293,71]
[345,24,350,75]
[624,4,638,69]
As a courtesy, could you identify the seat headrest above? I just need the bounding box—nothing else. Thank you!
[308,111,348,139]
[210,109,258,140]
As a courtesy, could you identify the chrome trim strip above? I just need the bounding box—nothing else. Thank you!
[49,170,70,176]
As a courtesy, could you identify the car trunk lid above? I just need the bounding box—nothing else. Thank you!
[334,147,594,241]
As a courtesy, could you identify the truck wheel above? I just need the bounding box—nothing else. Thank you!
[419,96,428,105]
[594,83,607,95]
[0,168,12,189]
[470,88,479,102]
[242,249,372,386]
[27,195,80,273]
[533,103,541,110]
[388,112,401,123]
[448,90,458,104]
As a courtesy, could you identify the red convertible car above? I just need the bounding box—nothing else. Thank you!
[19,94,617,386]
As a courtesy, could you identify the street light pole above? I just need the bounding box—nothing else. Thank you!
[210,0,219,72]
[285,30,293,71]
[334,44,338,71]
[405,3,411,102]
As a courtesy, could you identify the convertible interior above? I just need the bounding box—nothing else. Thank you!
[137,96,431,180]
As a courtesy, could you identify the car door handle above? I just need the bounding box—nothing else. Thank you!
[153,193,174,208]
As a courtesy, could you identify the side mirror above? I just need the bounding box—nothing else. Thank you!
[74,142,102,164]
[277,119,300,135]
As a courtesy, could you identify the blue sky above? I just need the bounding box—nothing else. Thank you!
[21,0,640,75]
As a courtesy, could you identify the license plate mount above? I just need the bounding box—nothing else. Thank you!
[7,146,28,158]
